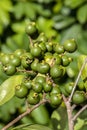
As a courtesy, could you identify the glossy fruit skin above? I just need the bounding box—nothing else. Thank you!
[30,46,42,57]
[23,79,32,89]
[54,44,64,54]
[50,65,63,78]
[35,76,46,84]
[72,91,86,104]
[37,32,48,43]
[53,53,62,65]
[50,94,62,106]
[27,90,40,105]
[10,55,21,67]
[37,63,50,74]
[65,82,74,94]
[43,82,52,92]
[15,84,28,98]
[32,82,43,93]
[1,54,10,65]
[4,64,16,76]
[61,55,70,66]
[63,39,77,53]
[25,22,38,39]
[50,85,61,95]
[30,59,39,71]
[14,49,26,58]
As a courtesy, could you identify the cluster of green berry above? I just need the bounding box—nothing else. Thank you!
[0,22,86,107]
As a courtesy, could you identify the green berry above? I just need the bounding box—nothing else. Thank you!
[32,82,43,93]
[72,91,86,104]
[50,94,62,106]
[50,65,63,78]
[43,82,52,92]
[15,84,28,98]
[27,90,40,105]
[4,64,16,76]
[63,39,77,53]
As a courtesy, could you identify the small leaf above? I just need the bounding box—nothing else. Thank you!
[77,4,87,24]
[64,0,86,8]
[12,124,52,130]
[74,118,84,130]
[0,75,24,106]
[78,55,87,81]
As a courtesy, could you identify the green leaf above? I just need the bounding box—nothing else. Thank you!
[74,118,84,130]
[64,0,86,8]
[31,104,50,125]
[54,17,75,30]
[0,75,24,106]
[78,55,87,81]
[12,124,52,130]
[12,2,24,19]
[77,4,87,24]
[51,106,68,130]
[37,17,57,37]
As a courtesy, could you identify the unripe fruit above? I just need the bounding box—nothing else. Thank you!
[63,39,77,53]
[72,91,86,104]
[4,64,16,76]
[15,84,28,98]
[30,46,42,57]
[50,65,63,78]
[37,62,50,74]
[25,22,39,39]
[50,93,62,106]
[27,90,40,105]
[32,82,43,93]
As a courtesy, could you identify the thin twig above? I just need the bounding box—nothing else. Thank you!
[62,94,74,130]
[73,104,87,121]
[2,99,48,130]
[71,104,77,110]
[69,58,87,102]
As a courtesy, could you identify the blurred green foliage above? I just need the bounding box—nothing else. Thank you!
[0,0,87,129]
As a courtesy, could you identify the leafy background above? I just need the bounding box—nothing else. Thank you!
[0,0,87,129]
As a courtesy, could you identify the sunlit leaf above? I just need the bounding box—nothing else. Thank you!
[64,0,86,8]
[78,55,87,81]
[0,75,24,106]
[12,124,52,130]
[77,4,87,24]
[74,118,84,130]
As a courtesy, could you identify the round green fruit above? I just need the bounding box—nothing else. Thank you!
[25,22,38,39]
[32,82,43,93]
[10,55,21,67]
[37,62,50,74]
[43,82,53,92]
[50,65,63,78]
[15,84,28,98]
[27,90,40,105]
[50,94,62,106]
[65,82,74,94]
[61,55,70,66]
[30,46,42,57]
[30,59,39,71]
[72,91,86,104]
[63,39,77,53]
[4,64,16,76]
[35,75,46,84]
